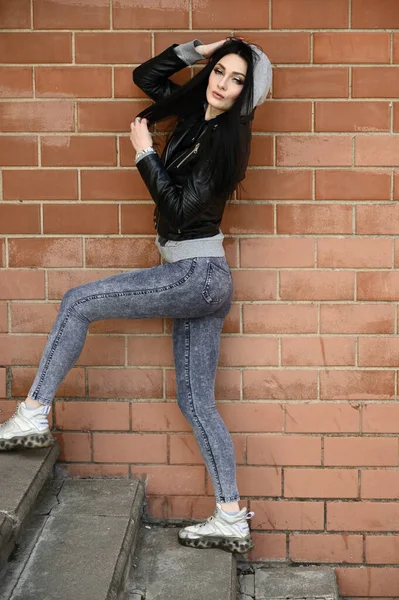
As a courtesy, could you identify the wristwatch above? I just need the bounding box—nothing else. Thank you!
[135,146,156,164]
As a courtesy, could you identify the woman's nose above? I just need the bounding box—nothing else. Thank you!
[218,78,228,90]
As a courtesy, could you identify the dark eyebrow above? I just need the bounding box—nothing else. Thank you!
[216,62,246,78]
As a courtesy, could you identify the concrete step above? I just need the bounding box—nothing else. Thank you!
[238,566,339,600]
[0,478,145,600]
[123,525,237,600]
[0,445,59,564]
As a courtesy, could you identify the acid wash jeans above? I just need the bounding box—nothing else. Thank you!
[28,256,239,503]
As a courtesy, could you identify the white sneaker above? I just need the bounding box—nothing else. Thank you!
[178,503,255,553]
[0,401,54,451]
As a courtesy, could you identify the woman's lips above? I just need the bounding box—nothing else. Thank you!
[212,91,224,100]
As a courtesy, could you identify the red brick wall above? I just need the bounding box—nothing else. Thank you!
[1,0,399,596]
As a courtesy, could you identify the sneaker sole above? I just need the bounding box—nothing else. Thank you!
[0,432,55,451]
[178,534,254,554]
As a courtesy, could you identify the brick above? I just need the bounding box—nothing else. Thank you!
[11,301,58,334]
[219,404,283,433]
[286,404,359,434]
[353,67,399,99]
[315,101,390,132]
[314,33,390,64]
[395,34,399,63]
[272,0,348,29]
[89,318,163,335]
[280,271,354,301]
[285,468,358,499]
[366,535,399,564]
[166,368,241,401]
[0,240,5,268]
[75,337,124,367]
[251,500,324,531]
[41,135,116,167]
[113,0,189,29]
[248,533,287,561]
[363,404,399,434]
[131,465,205,495]
[79,101,150,135]
[337,567,399,597]
[236,466,282,497]
[324,438,398,467]
[121,205,157,234]
[8,238,83,268]
[36,67,112,98]
[356,135,399,167]
[352,0,399,28]
[0,369,6,398]
[277,135,352,167]
[240,170,312,200]
[146,496,216,520]
[3,170,78,201]
[58,464,129,478]
[222,204,273,235]
[86,238,158,268]
[320,304,395,334]
[33,0,110,29]
[243,370,317,401]
[75,32,151,64]
[222,304,240,334]
[274,68,349,99]
[0,335,45,366]
[153,32,231,57]
[357,205,399,235]
[290,534,363,564]
[247,435,321,466]
[0,0,30,28]
[359,337,399,367]
[47,269,120,299]
[248,135,274,167]
[81,170,149,200]
[114,69,148,100]
[362,470,399,500]
[254,101,312,133]
[0,67,33,98]
[0,303,7,333]
[193,0,268,28]
[316,170,391,201]
[321,370,394,401]
[0,401,18,418]
[241,238,314,268]
[0,136,37,167]
[243,305,317,334]
[0,32,71,64]
[282,337,355,367]
[93,433,167,463]
[219,337,278,367]
[277,204,352,235]
[131,403,190,432]
[43,204,118,235]
[237,32,310,65]
[0,101,74,132]
[88,368,162,399]
[54,432,91,462]
[0,271,45,300]
[328,502,399,532]
[232,271,277,301]
[12,367,84,398]
[318,238,392,269]
[128,337,173,367]
[358,272,399,301]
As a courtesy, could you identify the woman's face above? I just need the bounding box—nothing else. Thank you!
[206,53,248,117]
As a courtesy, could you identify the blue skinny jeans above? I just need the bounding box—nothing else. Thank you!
[28,256,239,503]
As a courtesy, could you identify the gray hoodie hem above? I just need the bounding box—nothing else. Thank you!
[174,39,204,66]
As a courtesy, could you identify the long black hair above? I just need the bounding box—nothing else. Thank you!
[136,38,259,199]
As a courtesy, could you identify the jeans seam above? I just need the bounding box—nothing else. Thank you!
[32,259,197,400]
[183,319,225,503]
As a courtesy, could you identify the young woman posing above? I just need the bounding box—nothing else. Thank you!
[0,37,272,553]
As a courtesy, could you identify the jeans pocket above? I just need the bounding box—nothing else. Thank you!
[201,260,232,305]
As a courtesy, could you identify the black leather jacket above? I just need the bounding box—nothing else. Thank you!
[133,45,250,241]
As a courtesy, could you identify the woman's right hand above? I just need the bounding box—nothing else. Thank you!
[196,39,228,59]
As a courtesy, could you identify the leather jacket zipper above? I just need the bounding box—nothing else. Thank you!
[168,142,201,170]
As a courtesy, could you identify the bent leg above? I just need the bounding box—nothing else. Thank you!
[172,315,239,503]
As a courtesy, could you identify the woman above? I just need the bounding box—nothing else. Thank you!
[0,37,272,553]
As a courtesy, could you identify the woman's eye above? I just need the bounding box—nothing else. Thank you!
[214,68,223,75]
[233,78,243,85]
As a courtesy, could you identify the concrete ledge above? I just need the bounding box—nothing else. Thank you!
[255,567,339,600]
[0,444,59,565]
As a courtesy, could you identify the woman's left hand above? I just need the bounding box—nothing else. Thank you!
[130,117,153,152]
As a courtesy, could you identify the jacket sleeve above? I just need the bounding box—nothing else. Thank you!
[137,153,221,230]
[132,40,204,103]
